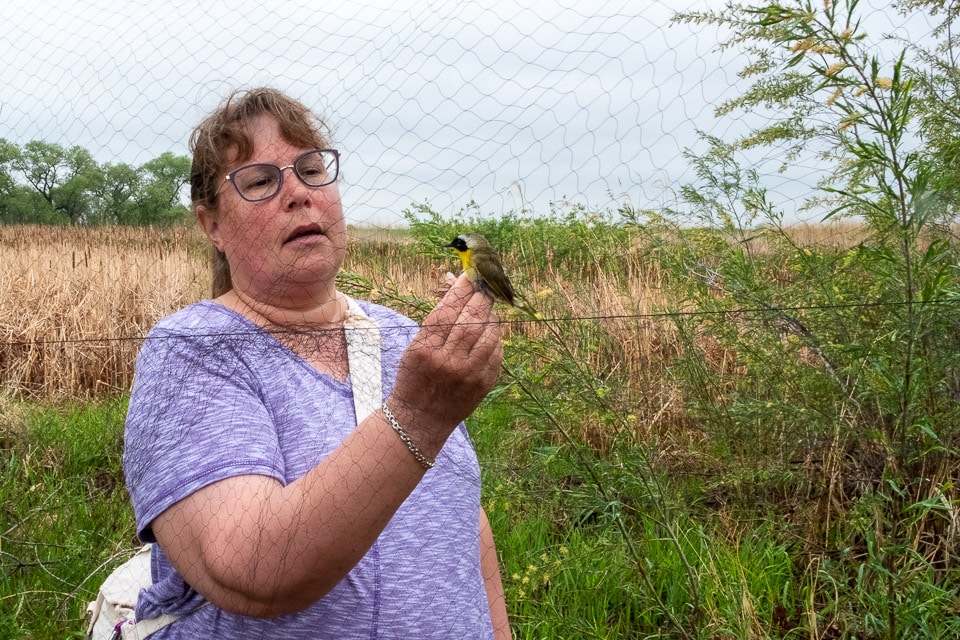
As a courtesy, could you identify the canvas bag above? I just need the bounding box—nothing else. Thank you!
[84,545,178,639]
[85,296,384,638]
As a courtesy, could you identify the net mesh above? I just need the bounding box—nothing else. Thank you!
[1,0,760,224]
[1,2,951,637]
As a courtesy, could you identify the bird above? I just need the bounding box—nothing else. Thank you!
[445,233,540,319]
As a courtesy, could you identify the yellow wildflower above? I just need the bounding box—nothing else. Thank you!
[791,37,814,54]
[825,62,846,76]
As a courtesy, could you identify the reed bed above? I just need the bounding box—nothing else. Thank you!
[0,225,209,396]
[0,224,684,407]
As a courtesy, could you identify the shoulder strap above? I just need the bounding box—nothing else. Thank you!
[120,613,181,639]
[341,295,383,424]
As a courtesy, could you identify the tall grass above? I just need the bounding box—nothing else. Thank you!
[2,205,959,638]
[0,397,132,638]
[0,225,208,397]
[0,225,446,398]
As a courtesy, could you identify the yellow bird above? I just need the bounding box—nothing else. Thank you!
[445,234,539,319]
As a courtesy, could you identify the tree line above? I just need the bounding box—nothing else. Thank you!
[0,139,191,226]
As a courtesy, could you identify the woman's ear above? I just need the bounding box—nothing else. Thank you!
[196,205,223,252]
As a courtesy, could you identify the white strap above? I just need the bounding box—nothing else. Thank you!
[120,613,181,639]
[341,295,383,423]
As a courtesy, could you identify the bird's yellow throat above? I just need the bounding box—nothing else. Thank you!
[453,247,473,271]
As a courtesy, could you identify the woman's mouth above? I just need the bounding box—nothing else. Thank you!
[284,224,325,244]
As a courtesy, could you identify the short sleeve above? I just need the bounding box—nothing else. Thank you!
[123,315,286,543]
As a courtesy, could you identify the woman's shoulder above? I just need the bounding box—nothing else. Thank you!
[147,300,252,336]
[352,298,418,330]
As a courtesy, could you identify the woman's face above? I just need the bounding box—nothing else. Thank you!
[200,114,347,304]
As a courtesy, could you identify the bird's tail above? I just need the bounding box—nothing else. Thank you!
[512,295,542,321]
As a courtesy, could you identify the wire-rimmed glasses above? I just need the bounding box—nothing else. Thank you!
[222,148,340,202]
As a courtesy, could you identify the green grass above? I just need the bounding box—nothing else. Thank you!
[470,396,808,639]
[4,379,960,638]
[0,398,135,638]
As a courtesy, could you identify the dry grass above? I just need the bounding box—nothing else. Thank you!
[0,225,479,397]
[779,220,872,248]
[0,225,209,396]
[0,223,691,405]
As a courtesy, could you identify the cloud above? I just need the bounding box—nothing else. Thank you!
[0,0,936,225]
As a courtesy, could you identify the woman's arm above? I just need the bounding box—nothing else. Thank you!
[151,274,503,618]
[480,507,511,640]
[153,409,428,617]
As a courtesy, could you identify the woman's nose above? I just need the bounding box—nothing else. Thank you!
[281,169,314,209]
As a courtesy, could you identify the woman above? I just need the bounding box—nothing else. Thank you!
[122,88,509,638]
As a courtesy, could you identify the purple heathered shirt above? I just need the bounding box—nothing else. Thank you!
[122,299,494,639]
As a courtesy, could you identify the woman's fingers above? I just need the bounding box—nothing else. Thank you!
[435,271,457,299]
[389,272,503,446]
[424,273,479,331]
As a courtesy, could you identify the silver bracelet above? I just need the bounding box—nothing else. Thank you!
[381,402,435,470]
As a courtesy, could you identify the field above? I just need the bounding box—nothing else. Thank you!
[2,215,959,639]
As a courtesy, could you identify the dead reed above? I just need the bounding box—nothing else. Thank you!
[0,223,687,410]
[0,225,209,397]
[0,225,461,397]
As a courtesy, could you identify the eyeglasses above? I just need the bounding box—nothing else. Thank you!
[222,148,340,202]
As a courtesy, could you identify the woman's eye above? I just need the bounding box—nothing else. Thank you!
[248,176,275,188]
[237,168,279,193]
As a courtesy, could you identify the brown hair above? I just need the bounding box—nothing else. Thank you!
[189,87,332,297]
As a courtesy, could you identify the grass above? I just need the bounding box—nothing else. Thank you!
[0,395,804,638]
[2,217,960,638]
[0,397,134,638]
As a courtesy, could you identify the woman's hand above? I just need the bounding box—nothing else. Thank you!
[387,272,503,456]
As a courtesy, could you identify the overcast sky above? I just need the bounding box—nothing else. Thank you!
[0,0,936,225]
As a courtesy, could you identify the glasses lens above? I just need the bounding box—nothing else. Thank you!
[232,164,282,201]
[296,150,338,187]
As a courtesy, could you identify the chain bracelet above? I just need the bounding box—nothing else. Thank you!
[381,402,435,470]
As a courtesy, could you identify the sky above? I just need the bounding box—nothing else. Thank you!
[0,0,937,226]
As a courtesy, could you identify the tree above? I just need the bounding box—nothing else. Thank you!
[53,146,100,224]
[134,152,191,225]
[11,140,63,219]
[666,3,960,634]
[8,140,101,224]
[0,140,191,226]
[94,162,142,225]
[0,139,17,221]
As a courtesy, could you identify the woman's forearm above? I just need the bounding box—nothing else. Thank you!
[153,410,428,617]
